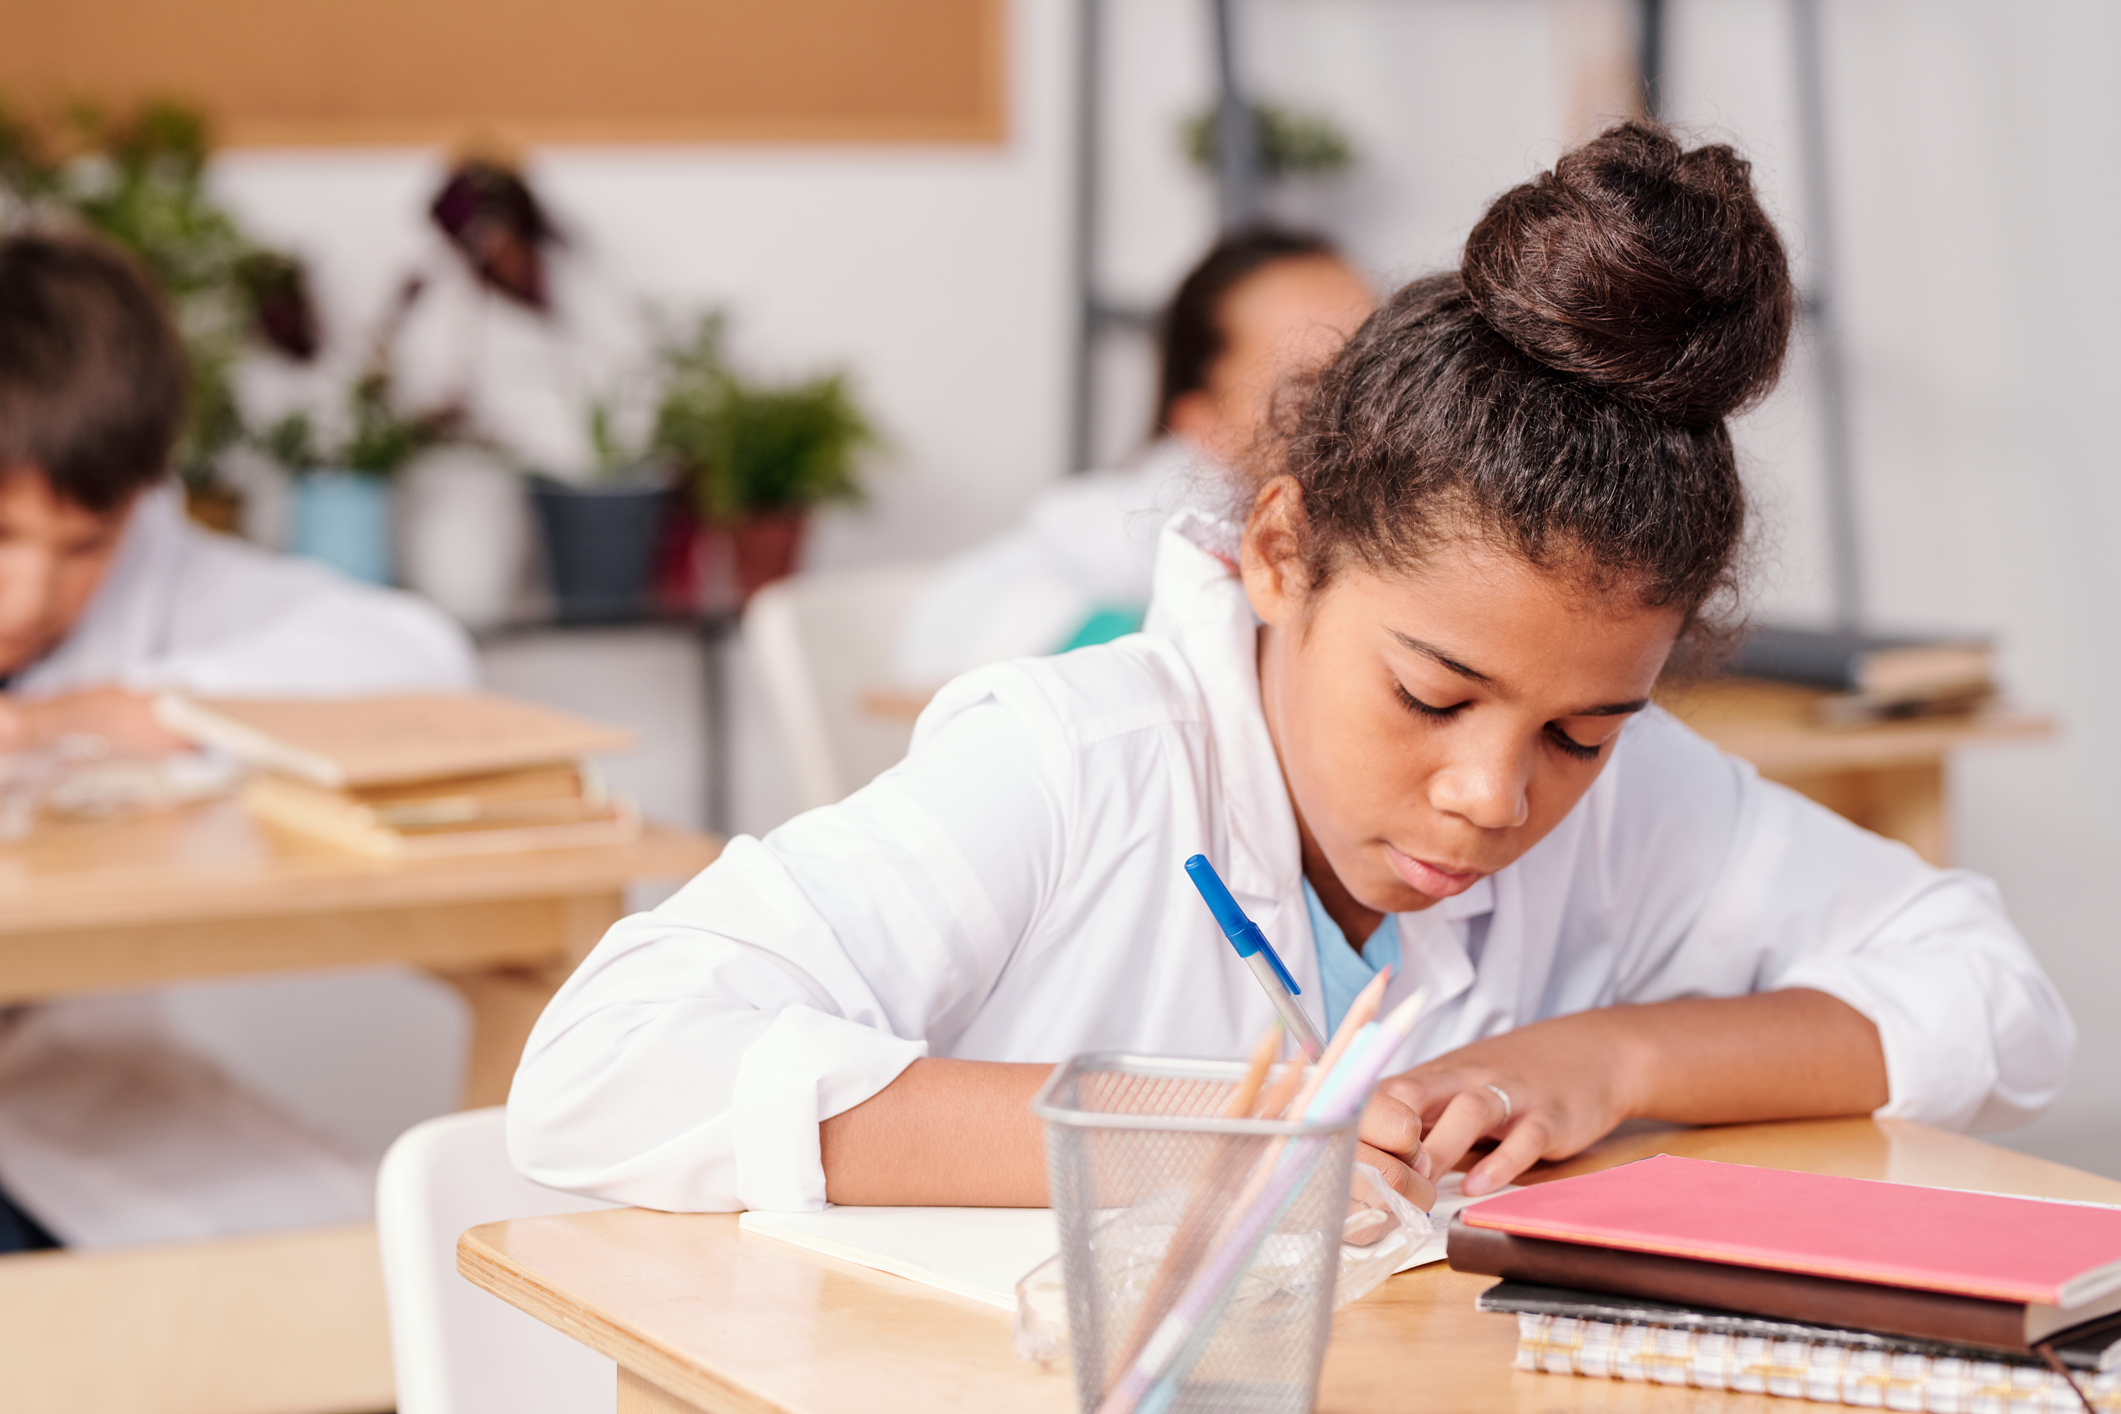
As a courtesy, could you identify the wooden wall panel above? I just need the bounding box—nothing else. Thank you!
[2,0,1006,146]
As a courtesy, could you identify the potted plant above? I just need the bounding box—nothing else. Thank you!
[649,314,876,607]
[260,343,454,585]
[526,400,675,624]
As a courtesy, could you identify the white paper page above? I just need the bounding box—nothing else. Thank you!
[1399,1172,1517,1271]
[738,1206,1060,1310]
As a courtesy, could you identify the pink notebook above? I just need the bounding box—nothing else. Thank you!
[1462,1155,2121,1308]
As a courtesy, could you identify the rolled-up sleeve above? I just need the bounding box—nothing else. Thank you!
[506,690,1067,1211]
[1607,712,2073,1132]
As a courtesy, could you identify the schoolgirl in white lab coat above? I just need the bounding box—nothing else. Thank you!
[0,232,474,1249]
[507,124,2072,1215]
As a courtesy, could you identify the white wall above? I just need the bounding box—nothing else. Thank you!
[210,0,1077,571]
[176,0,2119,1175]
[1664,0,2121,1173]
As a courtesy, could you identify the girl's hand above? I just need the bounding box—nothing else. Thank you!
[1376,991,1890,1197]
[1355,1086,1436,1211]
[1374,1010,1644,1197]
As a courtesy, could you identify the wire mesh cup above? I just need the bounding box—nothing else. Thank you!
[1032,1053,1362,1414]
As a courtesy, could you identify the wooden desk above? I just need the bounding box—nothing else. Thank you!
[460,1118,2121,1414]
[1661,679,2052,866]
[0,798,721,1414]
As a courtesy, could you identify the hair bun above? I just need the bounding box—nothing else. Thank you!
[1460,122,1793,426]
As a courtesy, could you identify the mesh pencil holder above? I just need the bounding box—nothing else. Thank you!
[1032,1053,1361,1414]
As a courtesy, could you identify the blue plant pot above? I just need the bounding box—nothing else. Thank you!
[292,470,396,585]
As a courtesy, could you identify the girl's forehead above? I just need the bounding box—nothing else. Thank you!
[1326,542,1682,693]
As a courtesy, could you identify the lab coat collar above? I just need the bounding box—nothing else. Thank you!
[1144,512,1301,907]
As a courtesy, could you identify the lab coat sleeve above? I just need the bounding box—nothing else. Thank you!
[1603,710,2073,1132]
[506,689,1072,1212]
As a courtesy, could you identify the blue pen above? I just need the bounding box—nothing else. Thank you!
[1184,854,1328,1060]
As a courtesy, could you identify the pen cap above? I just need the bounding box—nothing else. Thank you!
[1184,854,1249,937]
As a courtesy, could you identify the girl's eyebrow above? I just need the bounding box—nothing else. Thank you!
[1390,630,1495,685]
[1390,629,1650,717]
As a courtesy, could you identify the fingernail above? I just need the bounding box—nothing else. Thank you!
[1463,1171,1489,1197]
[1414,1151,1434,1179]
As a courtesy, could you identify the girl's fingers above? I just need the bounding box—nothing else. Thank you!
[1414,1084,1511,1176]
[1357,1089,1425,1161]
[1464,1116,1551,1196]
[1355,1141,1438,1213]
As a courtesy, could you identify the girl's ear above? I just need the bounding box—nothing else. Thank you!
[1241,476,1308,627]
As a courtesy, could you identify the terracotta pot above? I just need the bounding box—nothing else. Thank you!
[729,510,808,607]
[184,484,244,535]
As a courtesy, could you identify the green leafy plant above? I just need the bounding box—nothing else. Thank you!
[256,368,455,480]
[1183,104,1356,178]
[0,97,319,492]
[648,314,875,522]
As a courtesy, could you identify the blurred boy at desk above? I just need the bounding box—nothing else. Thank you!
[0,230,474,1252]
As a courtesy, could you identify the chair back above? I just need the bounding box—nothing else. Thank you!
[743,562,939,811]
[376,1107,622,1414]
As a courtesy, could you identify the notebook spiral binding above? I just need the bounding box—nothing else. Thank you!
[1514,1313,2121,1414]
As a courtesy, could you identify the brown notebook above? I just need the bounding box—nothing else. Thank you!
[154,693,637,788]
[1446,1221,2118,1355]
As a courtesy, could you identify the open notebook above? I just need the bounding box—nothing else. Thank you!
[736,1173,1500,1310]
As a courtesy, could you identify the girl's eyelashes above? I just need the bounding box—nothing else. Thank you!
[1392,679,1609,762]
[1545,723,1603,761]
[1392,681,1465,721]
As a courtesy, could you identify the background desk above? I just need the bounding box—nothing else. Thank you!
[0,798,720,1414]
[1655,678,2049,866]
[461,1119,2121,1414]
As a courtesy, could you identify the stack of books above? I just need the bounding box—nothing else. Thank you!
[1449,1155,2121,1412]
[1732,625,1996,726]
[154,692,640,859]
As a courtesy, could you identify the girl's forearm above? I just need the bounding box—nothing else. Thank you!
[1614,987,1889,1124]
[818,1058,1053,1206]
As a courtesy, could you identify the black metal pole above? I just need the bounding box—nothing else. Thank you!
[1068,0,1103,477]
[1210,0,1261,230]
[1791,0,1864,629]
[1637,0,1666,119]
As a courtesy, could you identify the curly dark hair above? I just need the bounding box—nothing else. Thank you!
[1259,121,1793,620]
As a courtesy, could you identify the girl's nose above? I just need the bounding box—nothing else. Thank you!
[1426,735,1531,830]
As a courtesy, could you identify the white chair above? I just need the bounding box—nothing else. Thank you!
[376,1107,623,1414]
[743,562,940,811]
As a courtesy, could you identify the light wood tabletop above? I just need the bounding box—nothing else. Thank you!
[0,797,719,1009]
[1660,678,2054,777]
[460,1118,2121,1414]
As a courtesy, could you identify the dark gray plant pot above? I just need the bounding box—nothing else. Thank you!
[528,476,671,623]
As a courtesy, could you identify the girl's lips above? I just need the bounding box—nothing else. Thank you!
[1383,843,1485,899]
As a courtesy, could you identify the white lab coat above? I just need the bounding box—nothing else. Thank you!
[508,515,2073,1215]
[893,438,1224,683]
[0,485,476,1248]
